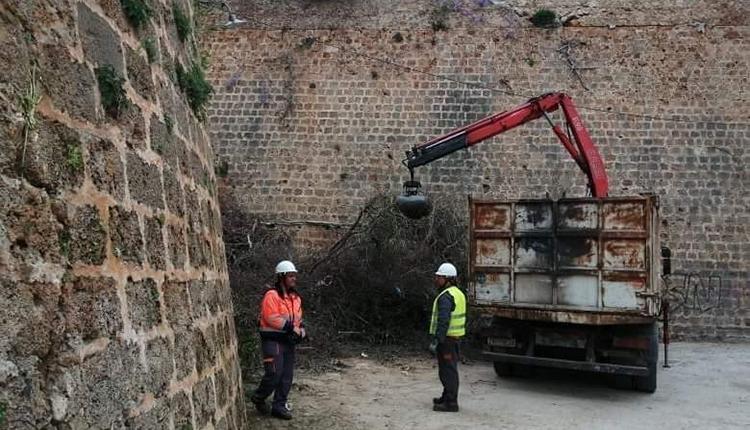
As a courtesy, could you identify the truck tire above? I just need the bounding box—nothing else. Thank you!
[633,322,658,393]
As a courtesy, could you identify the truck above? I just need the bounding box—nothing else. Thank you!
[396,93,661,392]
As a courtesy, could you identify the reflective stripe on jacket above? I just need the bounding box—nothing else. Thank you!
[429,286,466,338]
[258,289,303,339]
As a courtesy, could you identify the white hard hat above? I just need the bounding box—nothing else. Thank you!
[275,260,297,274]
[435,263,457,277]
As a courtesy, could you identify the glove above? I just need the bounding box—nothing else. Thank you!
[428,339,438,355]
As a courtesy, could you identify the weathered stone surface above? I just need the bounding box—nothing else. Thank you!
[0,177,63,264]
[173,323,196,380]
[193,327,216,375]
[77,2,123,74]
[66,204,106,265]
[64,340,144,429]
[61,275,121,344]
[127,151,164,209]
[144,215,166,270]
[87,137,125,200]
[124,398,170,429]
[22,120,85,195]
[166,222,187,269]
[214,365,230,409]
[193,375,216,429]
[109,206,144,264]
[38,43,98,122]
[162,165,185,217]
[125,277,161,331]
[144,336,173,395]
[163,280,191,327]
[126,45,154,101]
[170,390,193,428]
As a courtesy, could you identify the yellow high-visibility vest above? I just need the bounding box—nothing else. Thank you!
[429,286,466,337]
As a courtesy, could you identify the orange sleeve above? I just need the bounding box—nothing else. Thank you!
[260,291,288,330]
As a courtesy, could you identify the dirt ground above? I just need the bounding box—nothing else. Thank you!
[245,342,750,429]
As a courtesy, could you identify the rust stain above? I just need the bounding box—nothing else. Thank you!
[476,205,508,229]
[473,306,652,325]
[605,241,644,268]
[605,203,644,230]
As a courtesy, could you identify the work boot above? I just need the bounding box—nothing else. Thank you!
[250,394,270,415]
[433,402,459,412]
[432,396,444,405]
[271,407,293,420]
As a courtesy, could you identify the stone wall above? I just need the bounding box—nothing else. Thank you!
[205,1,749,340]
[0,1,244,428]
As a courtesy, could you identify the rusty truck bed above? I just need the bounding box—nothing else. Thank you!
[469,196,660,325]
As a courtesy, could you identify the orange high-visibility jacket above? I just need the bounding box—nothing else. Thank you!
[258,288,303,340]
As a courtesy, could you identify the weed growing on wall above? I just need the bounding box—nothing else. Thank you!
[175,61,213,120]
[95,65,128,118]
[531,9,559,28]
[121,0,152,30]
[66,144,84,172]
[142,36,158,63]
[430,3,451,31]
[173,2,192,43]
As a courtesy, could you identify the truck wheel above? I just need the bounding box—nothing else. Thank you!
[633,322,658,393]
[493,361,512,377]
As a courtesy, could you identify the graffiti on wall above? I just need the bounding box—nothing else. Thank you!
[662,272,736,314]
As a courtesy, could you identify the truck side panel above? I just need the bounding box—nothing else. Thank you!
[469,196,659,323]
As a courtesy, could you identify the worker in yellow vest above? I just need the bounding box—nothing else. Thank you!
[428,262,466,412]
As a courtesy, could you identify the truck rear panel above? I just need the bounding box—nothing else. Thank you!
[469,196,660,325]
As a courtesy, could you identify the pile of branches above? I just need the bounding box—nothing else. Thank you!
[222,193,468,373]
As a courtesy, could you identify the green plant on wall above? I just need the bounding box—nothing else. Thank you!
[142,37,158,63]
[531,9,559,28]
[121,0,152,30]
[173,2,192,43]
[175,61,213,121]
[95,65,129,118]
[66,144,84,172]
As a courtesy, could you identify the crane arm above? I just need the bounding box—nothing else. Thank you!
[402,92,609,197]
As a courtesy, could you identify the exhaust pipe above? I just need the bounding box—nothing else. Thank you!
[396,180,431,219]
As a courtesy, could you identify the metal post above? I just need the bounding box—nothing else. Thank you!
[662,300,670,368]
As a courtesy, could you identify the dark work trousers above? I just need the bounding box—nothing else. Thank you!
[437,338,460,404]
[254,339,296,412]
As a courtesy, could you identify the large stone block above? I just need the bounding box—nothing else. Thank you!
[193,326,216,374]
[64,340,144,428]
[192,375,216,429]
[66,204,106,265]
[173,323,196,380]
[162,165,185,217]
[166,222,187,270]
[162,280,191,327]
[126,45,154,101]
[109,206,144,264]
[127,151,164,209]
[22,120,85,195]
[77,2,124,75]
[125,277,161,331]
[170,390,193,429]
[38,43,98,122]
[0,177,63,264]
[87,137,125,200]
[144,215,166,270]
[145,336,173,395]
[61,275,122,344]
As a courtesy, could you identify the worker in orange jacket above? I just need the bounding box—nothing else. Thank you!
[250,260,305,420]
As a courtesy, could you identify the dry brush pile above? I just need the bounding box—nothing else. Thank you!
[221,193,468,374]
